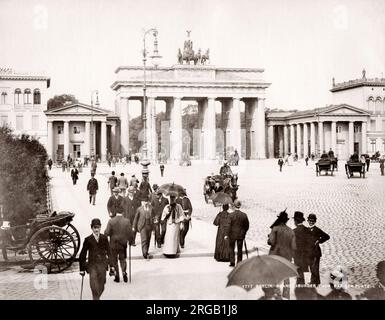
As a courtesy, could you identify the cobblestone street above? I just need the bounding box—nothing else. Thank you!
[1,159,384,299]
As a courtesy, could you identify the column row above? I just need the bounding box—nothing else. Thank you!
[268,121,368,159]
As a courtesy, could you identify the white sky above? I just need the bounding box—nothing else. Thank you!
[1,0,384,117]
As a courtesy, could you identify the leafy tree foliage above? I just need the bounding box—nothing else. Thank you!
[0,126,48,224]
[47,94,78,110]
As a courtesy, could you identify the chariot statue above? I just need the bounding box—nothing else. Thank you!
[177,31,210,65]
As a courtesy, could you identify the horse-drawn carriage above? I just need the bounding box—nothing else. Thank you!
[203,173,238,205]
[315,154,337,176]
[345,161,365,178]
[0,211,80,273]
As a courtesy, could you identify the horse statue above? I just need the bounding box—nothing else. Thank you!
[177,48,183,64]
[201,49,210,65]
[193,49,201,65]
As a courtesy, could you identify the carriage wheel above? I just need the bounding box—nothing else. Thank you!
[28,226,76,273]
[64,223,81,256]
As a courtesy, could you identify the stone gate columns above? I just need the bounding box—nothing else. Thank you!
[290,124,295,154]
[361,121,367,154]
[303,123,308,156]
[146,97,157,161]
[296,123,302,158]
[101,121,107,161]
[227,97,242,154]
[257,98,266,159]
[84,121,90,157]
[47,121,53,160]
[63,120,69,159]
[247,99,257,159]
[310,122,315,155]
[318,121,324,154]
[119,97,130,155]
[348,121,354,155]
[268,125,274,158]
[170,97,183,161]
[331,121,336,153]
[202,97,216,160]
[283,125,288,156]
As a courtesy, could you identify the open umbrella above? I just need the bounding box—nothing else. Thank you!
[158,182,185,196]
[209,192,233,205]
[226,254,298,292]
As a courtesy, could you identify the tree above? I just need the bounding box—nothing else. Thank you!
[47,94,78,110]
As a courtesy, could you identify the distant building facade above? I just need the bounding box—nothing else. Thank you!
[266,71,385,159]
[0,68,50,146]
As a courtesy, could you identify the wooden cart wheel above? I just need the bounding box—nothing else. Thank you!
[28,226,76,273]
[64,223,81,256]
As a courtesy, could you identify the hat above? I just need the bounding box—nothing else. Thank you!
[112,187,120,193]
[233,200,241,208]
[277,209,289,222]
[153,184,159,190]
[132,174,136,177]
[127,186,136,193]
[307,213,317,221]
[91,218,101,227]
[293,211,305,222]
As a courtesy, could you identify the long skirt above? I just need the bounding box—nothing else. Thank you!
[163,223,180,257]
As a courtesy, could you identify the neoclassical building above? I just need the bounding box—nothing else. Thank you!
[111,64,270,161]
[0,68,50,145]
[266,71,385,159]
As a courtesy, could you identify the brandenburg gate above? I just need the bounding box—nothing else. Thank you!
[111,63,270,162]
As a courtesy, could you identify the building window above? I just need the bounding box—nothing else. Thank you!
[1,92,7,104]
[370,139,376,152]
[16,115,23,130]
[0,115,8,126]
[14,88,21,104]
[58,125,63,134]
[32,115,39,130]
[24,89,32,104]
[337,126,342,133]
[73,126,80,134]
[33,89,41,104]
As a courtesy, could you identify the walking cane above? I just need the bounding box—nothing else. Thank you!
[80,274,84,300]
[244,239,249,259]
[129,244,132,283]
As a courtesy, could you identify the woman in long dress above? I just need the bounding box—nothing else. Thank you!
[161,193,186,258]
[213,204,232,262]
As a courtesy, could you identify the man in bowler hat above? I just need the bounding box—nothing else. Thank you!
[79,218,111,300]
[107,187,125,218]
[307,213,330,286]
[225,200,249,267]
[133,195,155,259]
[293,211,311,285]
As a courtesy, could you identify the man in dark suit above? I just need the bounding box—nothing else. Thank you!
[176,189,193,248]
[307,213,330,286]
[225,200,249,267]
[123,186,141,246]
[79,218,111,300]
[86,173,98,205]
[133,195,154,259]
[107,187,125,218]
[104,209,133,283]
[293,211,311,285]
[151,190,169,248]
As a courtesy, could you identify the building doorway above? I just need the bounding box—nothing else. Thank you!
[73,144,81,159]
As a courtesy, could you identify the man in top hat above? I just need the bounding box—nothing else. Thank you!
[293,211,311,285]
[107,187,125,218]
[79,218,111,300]
[225,200,249,267]
[104,207,133,283]
[307,213,330,286]
[132,194,155,259]
[151,189,169,248]
[176,188,193,249]
[268,209,296,299]
[219,160,232,177]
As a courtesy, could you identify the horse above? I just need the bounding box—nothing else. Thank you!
[223,173,238,202]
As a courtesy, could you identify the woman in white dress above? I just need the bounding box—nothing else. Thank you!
[161,193,186,257]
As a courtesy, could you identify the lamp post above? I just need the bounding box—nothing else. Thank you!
[90,90,98,160]
[141,27,161,178]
